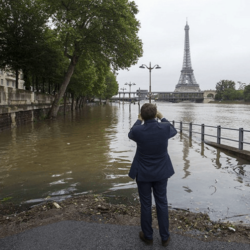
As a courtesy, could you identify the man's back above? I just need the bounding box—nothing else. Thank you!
[128,118,177,182]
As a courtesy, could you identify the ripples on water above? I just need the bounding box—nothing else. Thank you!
[0,102,249,223]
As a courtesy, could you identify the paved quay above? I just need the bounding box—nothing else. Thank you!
[0,221,249,250]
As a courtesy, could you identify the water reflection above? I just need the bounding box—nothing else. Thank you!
[179,133,191,179]
[215,150,222,169]
[179,103,196,123]
[129,103,132,129]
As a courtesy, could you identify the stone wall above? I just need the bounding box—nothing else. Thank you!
[0,87,74,132]
[0,87,54,105]
[0,105,71,132]
[35,92,54,104]
[0,113,11,132]
[15,110,33,127]
[8,88,32,105]
[33,108,48,121]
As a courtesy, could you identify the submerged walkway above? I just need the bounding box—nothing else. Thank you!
[0,221,249,250]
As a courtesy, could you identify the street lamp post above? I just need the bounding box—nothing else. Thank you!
[120,88,126,104]
[139,62,161,103]
[138,87,141,114]
[124,82,136,101]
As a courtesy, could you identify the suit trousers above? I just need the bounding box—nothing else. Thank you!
[137,178,170,241]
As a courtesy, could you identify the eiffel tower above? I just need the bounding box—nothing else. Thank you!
[174,22,200,92]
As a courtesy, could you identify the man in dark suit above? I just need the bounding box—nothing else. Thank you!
[128,103,177,247]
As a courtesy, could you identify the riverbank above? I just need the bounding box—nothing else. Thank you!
[0,194,249,244]
[205,140,250,161]
[209,100,250,104]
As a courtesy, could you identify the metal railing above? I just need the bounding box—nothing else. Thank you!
[171,121,250,150]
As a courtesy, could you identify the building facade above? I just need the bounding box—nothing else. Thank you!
[0,68,25,89]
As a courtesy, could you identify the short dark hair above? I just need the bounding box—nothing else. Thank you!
[141,103,157,120]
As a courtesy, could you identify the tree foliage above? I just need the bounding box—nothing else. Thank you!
[45,0,143,118]
[243,85,250,102]
[0,0,48,88]
[215,80,247,101]
[68,55,109,99]
[102,71,118,100]
[0,0,143,115]
[237,81,246,90]
[215,80,235,100]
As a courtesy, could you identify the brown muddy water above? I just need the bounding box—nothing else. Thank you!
[0,102,250,223]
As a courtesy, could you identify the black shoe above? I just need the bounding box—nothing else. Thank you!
[162,236,171,247]
[139,231,153,245]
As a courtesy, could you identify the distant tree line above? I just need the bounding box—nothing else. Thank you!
[0,0,143,117]
[215,80,250,102]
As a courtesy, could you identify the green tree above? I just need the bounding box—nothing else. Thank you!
[235,90,244,100]
[68,55,109,107]
[243,85,250,102]
[222,88,236,100]
[237,81,246,90]
[0,0,48,88]
[46,0,143,118]
[28,29,68,94]
[102,71,118,100]
[215,80,235,100]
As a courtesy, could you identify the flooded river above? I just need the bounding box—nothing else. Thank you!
[0,102,250,223]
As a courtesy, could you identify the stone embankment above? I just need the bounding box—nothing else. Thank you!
[205,140,250,161]
[0,87,71,131]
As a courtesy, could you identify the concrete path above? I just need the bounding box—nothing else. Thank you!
[0,221,249,250]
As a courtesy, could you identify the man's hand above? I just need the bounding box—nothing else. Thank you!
[138,114,143,121]
[156,110,163,119]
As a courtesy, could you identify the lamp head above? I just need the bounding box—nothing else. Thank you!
[125,83,128,85]
[139,65,145,69]
[155,65,161,69]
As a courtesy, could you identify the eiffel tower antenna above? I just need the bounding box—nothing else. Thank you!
[174,22,200,92]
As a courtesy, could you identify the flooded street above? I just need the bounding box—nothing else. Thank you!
[0,102,250,223]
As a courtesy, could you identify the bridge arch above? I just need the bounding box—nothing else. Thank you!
[203,90,216,99]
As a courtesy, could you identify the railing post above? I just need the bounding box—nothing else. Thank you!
[201,124,205,142]
[189,122,192,137]
[239,128,244,150]
[172,120,175,127]
[217,125,221,144]
[180,121,182,133]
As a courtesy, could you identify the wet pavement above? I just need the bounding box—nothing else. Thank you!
[0,221,249,250]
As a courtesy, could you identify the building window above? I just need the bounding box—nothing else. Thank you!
[12,81,15,87]
[7,80,9,86]
[1,79,3,85]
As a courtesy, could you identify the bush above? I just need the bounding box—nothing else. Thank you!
[243,85,250,101]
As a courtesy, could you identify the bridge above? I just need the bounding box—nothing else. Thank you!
[111,90,216,103]
[203,90,217,103]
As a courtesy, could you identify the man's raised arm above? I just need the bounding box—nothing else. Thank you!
[128,115,143,141]
[156,111,177,138]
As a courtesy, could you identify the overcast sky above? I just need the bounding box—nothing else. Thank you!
[116,0,250,92]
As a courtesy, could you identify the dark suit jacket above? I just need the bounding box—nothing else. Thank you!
[128,118,177,182]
